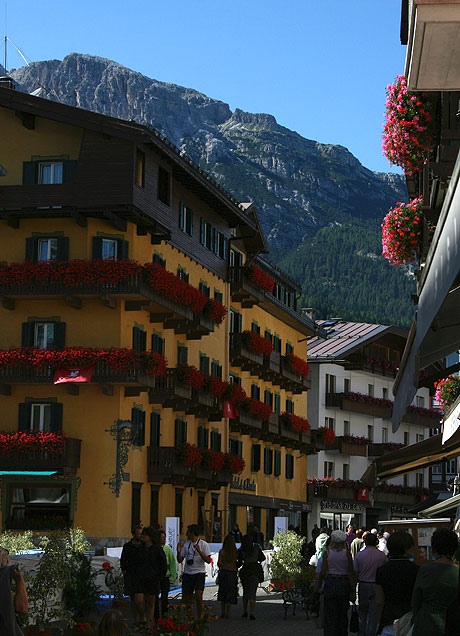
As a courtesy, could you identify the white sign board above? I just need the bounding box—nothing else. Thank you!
[274,516,288,536]
[166,517,180,551]
[442,400,460,444]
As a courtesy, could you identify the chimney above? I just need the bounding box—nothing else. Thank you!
[0,76,15,90]
[302,307,316,322]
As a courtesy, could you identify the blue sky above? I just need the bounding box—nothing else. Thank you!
[2,0,406,173]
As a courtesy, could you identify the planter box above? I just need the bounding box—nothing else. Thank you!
[326,393,392,419]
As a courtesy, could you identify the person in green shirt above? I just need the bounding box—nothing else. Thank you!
[154,529,177,619]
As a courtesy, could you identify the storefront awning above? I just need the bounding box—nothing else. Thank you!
[419,493,460,518]
[361,426,460,485]
[392,155,460,432]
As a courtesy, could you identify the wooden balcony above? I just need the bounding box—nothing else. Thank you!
[190,390,223,422]
[229,266,265,308]
[402,409,442,428]
[326,393,392,419]
[368,443,405,457]
[147,446,231,489]
[307,483,356,501]
[0,437,81,475]
[261,413,280,442]
[280,356,311,394]
[310,429,326,451]
[261,351,281,383]
[325,436,368,457]
[279,419,301,449]
[229,408,264,437]
[229,333,264,375]
[149,369,192,408]
[373,490,419,506]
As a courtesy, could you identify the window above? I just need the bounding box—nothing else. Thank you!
[179,204,193,236]
[416,396,425,408]
[210,431,222,451]
[325,374,336,395]
[274,394,281,415]
[264,448,273,475]
[19,402,62,433]
[251,384,260,400]
[286,398,294,414]
[214,290,223,304]
[92,237,128,261]
[175,489,183,518]
[39,162,63,184]
[416,433,424,443]
[177,267,189,282]
[286,342,293,355]
[135,150,145,188]
[416,473,424,488]
[286,454,294,479]
[153,253,166,268]
[324,461,334,478]
[229,310,242,334]
[210,361,222,378]
[343,420,350,436]
[158,166,170,205]
[264,329,272,342]
[325,417,335,431]
[382,427,388,443]
[177,344,188,365]
[368,384,374,397]
[131,408,145,446]
[273,335,281,353]
[102,239,118,260]
[174,419,187,446]
[131,483,142,527]
[274,450,281,477]
[200,219,228,258]
[132,327,147,353]
[34,322,56,349]
[404,432,409,445]
[37,238,58,261]
[251,444,261,472]
[251,322,260,334]
[264,390,273,408]
[151,333,164,355]
[7,482,71,530]
[22,321,65,349]
[199,282,210,298]
[199,355,210,375]
[367,425,374,442]
[344,378,351,393]
[30,403,52,432]
[229,373,241,386]
[229,437,242,457]
[197,426,209,449]
[343,464,350,480]
[150,412,160,446]
[383,387,388,400]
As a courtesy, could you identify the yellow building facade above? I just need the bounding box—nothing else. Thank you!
[0,84,316,548]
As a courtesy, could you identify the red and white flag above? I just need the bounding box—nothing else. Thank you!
[357,487,369,501]
[53,365,94,384]
[223,401,238,419]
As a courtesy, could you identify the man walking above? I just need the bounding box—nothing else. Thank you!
[177,524,211,616]
[354,533,387,636]
[120,525,144,622]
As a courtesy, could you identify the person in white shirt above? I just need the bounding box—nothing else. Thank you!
[177,524,211,616]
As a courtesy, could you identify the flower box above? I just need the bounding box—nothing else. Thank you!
[229,332,264,372]
[230,265,266,307]
[149,369,193,407]
[0,436,81,475]
[326,392,393,419]
[280,356,310,393]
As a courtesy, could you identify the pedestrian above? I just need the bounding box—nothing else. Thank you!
[0,547,28,636]
[177,524,211,616]
[97,609,125,636]
[350,529,364,559]
[314,529,356,636]
[237,534,265,620]
[120,525,144,622]
[251,525,264,548]
[315,526,330,561]
[375,531,419,636]
[154,529,177,620]
[229,523,242,543]
[354,532,387,636]
[346,524,357,549]
[412,528,459,636]
[377,532,389,557]
[217,534,238,619]
[134,526,167,627]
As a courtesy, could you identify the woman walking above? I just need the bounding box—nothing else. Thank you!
[133,526,167,628]
[315,529,356,636]
[0,547,28,636]
[237,534,265,620]
[217,534,238,618]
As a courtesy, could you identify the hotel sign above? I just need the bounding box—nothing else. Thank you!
[231,477,257,492]
[320,500,365,512]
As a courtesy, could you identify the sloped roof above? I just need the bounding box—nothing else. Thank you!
[307,320,407,360]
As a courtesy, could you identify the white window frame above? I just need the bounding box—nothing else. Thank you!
[101,239,118,260]
[37,238,58,261]
[30,403,52,432]
[38,162,63,184]
[34,322,55,349]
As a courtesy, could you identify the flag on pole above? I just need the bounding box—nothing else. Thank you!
[223,401,238,419]
[53,365,94,384]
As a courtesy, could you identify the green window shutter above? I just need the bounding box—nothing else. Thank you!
[214,291,223,303]
[25,237,36,261]
[186,208,193,236]
[18,403,31,432]
[274,450,281,477]
[62,160,77,183]
[179,203,185,231]
[151,334,164,355]
[132,408,145,446]
[286,398,293,414]
[274,394,281,414]
[177,345,188,365]
[118,240,129,260]
[264,448,273,475]
[54,322,66,349]
[251,444,261,472]
[22,322,35,347]
[175,419,187,446]
[264,390,273,407]
[200,218,205,244]
[49,403,63,433]
[286,343,293,354]
[22,161,37,184]
[199,356,210,375]
[150,412,160,446]
[92,237,104,259]
[237,440,243,457]
[153,254,166,267]
[55,237,69,262]
[286,453,294,479]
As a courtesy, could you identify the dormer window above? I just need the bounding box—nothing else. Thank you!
[38,162,63,184]
[37,238,58,261]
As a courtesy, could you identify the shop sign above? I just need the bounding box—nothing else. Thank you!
[357,487,369,501]
[320,500,365,512]
[231,477,257,492]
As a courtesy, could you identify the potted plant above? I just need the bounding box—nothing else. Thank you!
[63,552,101,630]
[269,530,305,590]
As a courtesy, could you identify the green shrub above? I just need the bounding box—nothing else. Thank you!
[269,530,305,581]
[0,530,36,554]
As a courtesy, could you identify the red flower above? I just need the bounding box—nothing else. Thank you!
[286,353,310,377]
[177,443,202,469]
[102,562,113,570]
[245,264,275,294]
[281,412,310,433]
[242,398,272,421]
[316,426,336,444]
[177,364,205,389]
[201,448,226,472]
[224,453,245,475]
[242,330,274,356]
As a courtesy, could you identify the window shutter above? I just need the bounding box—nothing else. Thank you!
[25,238,36,261]
[264,448,273,475]
[223,237,228,260]
[92,237,103,259]
[55,237,69,262]
[251,444,260,472]
[274,450,281,477]
[53,322,66,349]
[133,327,140,352]
[50,403,63,433]
[140,330,147,353]
[199,356,210,375]
[139,411,146,446]
[62,160,77,184]
[264,390,273,407]
[153,254,165,268]
[175,419,187,446]
[150,412,160,446]
[286,454,294,479]
[286,343,293,354]
[237,440,243,457]
[251,385,259,400]
[18,403,30,432]
[22,161,37,184]
[177,345,188,365]
[132,408,145,446]
[119,240,129,260]
[179,204,184,231]
[151,334,164,355]
[186,208,193,235]
[200,218,205,244]
[22,322,35,347]
[214,291,223,304]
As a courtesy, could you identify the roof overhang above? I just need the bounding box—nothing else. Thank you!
[392,153,460,432]
[361,426,460,485]
[405,0,460,91]
[419,492,460,517]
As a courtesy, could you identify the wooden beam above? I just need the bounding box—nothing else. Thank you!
[66,296,82,309]
[1,297,15,310]
[150,312,172,323]
[70,211,87,227]
[124,387,142,397]
[125,300,149,311]
[103,210,127,232]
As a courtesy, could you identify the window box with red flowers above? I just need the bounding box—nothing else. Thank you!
[280,412,310,434]
[229,332,264,371]
[0,433,81,474]
[326,392,393,419]
[382,196,424,266]
[403,404,442,427]
[382,75,436,175]
[280,355,311,393]
[364,356,400,376]
[224,452,246,475]
[177,443,203,470]
[244,264,275,294]
[241,397,272,422]
[336,435,370,457]
[242,330,274,357]
[311,426,336,450]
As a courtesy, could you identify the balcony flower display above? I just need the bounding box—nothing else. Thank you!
[203,298,227,325]
[0,347,167,377]
[177,364,205,389]
[382,196,423,266]
[434,375,460,411]
[0,431,66,456]
[307,477,429,497]
[242,397,272,421]
[280,412,310,434]
[342,434,371,446]
[315,426,336,444]
[223,382,247,407]
[406,404,442,418]
[242,330,274,356]
[286,352,310,377]
[344,391,393,410]
[201,448,226,473]
[202,375,227,398]
[177,443,203,470]
[365,356,399,374]
[382,75,436,174]
[244,264,275,294]
[224,453,246,475]
[144,263,208,314]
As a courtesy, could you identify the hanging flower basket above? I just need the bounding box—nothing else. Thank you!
[286,353,310,377]
[242,330,274,356]
[244,264,275,294]
[434,375,460,411]
[382,196,423,266]
[382,75,436,175]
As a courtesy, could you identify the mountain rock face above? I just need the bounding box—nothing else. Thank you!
[10,53,414,326]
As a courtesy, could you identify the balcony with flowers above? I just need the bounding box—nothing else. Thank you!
[147,443,243,488]
[326,391,393,419]
[229,263,272,308]
[368,441,405,457]
[0,260,227,340]
[280,353,311,393]
[0,430,81,475]
[307,477,428,506]
[0,347,167,393]
[229,330,272,377]
[311,426,336,451]
[325,434,371,457]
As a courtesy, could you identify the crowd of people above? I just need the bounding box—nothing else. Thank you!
[311,523,459,636]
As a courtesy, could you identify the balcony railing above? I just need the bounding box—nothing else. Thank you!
[0,437,81,475]
[326,393,393,419]
[147,446,232,488]
[325,436,368,457]
[280,356,311,394]
[368,443,405,457]
[229,266,265,307]
[402,409,442,428]
[229,408,264,437]
[229,333,264,374]
[149,370,222,420]
[307,483,421,506]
